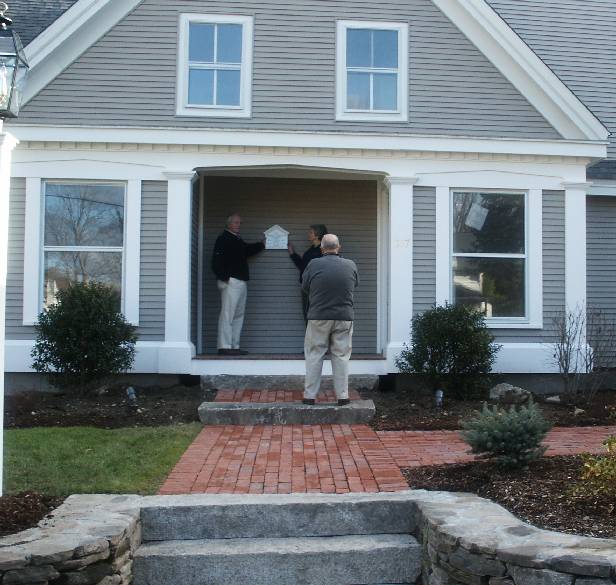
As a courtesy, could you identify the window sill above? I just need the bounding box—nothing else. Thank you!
[336,110,408,123]
[176,106,251,118]
[485,319,543,329]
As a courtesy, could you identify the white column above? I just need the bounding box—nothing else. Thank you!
[563,182,591,315]
[160,172,195,373]
[385,176,417,365]
[0,126,19,496]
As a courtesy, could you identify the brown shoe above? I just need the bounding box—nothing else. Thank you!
[302,398,316,405]
[338,399,351,406]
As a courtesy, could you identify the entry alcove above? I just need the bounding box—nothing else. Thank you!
[193,167,382,356]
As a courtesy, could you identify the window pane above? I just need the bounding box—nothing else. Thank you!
[373,73,397,110]
[216,69,241,106]
[453,192,525,254]
[189,23,215,62]
[44,251,122,309]
[188,68,214,105]
[44,184,124,247]
[347,72,370,109]
[373,30,398,68]
[453,257,525,318]
[217,24,243,64]
[347,29,371,67]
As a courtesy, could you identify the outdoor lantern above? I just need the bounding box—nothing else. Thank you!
[0,2,28,118]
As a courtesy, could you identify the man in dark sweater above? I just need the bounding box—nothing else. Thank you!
[301,234,359,405]
[212,214,264,355]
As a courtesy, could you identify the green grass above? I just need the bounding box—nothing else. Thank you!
[4,424,202,496]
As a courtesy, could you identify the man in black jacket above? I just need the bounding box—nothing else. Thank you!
[212,214,264,355]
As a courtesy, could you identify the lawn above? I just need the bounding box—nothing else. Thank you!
[3,423,202,496]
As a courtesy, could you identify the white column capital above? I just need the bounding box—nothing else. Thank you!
[384,176,418,189]
[561,181,593,192]
[163,171,196,182]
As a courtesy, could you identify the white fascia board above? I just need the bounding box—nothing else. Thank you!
[9,125,609,160]
[23,0,143,103]
[431,0,609,142]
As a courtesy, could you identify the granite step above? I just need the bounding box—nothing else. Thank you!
[198,399,376,425]
[132,534,422,585]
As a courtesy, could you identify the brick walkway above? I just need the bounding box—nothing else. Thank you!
[159,417,616,495]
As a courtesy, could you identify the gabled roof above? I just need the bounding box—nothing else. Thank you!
[9,0,78,46]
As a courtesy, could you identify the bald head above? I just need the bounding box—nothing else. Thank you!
[321,233,340,254]
[226,214,241,234]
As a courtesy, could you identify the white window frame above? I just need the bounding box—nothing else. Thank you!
[449,188,543,329]
[176,13,253,118]
[336,20,408,122]
[23,179,141,326]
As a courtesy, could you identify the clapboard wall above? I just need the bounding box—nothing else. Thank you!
[201,177,378,354]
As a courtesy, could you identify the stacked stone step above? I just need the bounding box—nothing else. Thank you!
[132,492,422,585]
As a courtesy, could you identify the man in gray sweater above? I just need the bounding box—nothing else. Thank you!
[301,234,359,405]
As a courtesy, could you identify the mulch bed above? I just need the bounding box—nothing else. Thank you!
[0,492,64,537]
[403,456,616,538]
[4,384,213,429]
[365,388,616,431]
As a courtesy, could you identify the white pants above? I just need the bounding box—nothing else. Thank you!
[217,278,248,349]
[304,320,353,400]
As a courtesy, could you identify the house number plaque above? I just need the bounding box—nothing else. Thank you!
[264,224,289,250]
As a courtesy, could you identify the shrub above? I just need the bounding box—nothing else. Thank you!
[575,436,616,499]
[395,303,500,398]
[461,400,552,468]
[32,282,137,393]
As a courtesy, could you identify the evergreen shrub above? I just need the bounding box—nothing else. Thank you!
[461,400,552,468]
[395,303,500,398]
[32,282,137,393]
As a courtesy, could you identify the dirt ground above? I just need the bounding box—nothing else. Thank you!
[0,492,64,537]
[403,455,616,538]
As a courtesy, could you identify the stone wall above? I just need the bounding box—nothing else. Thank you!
[412,491,616,585]
[0,495,142,585]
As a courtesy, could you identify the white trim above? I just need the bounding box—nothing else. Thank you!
[385,176,416,361]
[588,182,616,197]
[176,14,253,118]
[430,0,608,141]
[435,186,450,306]
[376,181,389,353]
[564,182,590,315]
[9,125,608,160]
[449,188,543,328]
[22,178,42,326]
[123,180,141,325]
[23,0,143,104]
[163,172,194,343]
[336,20,408,122]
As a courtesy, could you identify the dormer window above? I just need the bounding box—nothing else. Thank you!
[177,14,253,117]
[336,21,408,122]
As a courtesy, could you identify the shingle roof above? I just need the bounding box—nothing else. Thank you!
[9,0,78,47]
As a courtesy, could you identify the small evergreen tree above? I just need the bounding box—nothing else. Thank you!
[395,303,500,398]
[32,282,137,393]
[461,400,552,468]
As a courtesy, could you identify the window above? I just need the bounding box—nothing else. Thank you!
[177,14,253,117]
[452,191,528,321]
[336,21,408,122]
[42,181,126,309]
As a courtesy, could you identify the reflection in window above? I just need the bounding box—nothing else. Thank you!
[452,191,527,319]
[188,22,243,107]
[346,28,399,112]
[43,182,125,309]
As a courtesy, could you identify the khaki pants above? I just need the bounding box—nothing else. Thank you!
[304,320,353,400]
[217,278,247,349]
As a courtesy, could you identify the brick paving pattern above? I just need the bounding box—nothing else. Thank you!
[160,420,616,495]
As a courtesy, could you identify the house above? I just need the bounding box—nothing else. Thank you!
[3,0,615,386]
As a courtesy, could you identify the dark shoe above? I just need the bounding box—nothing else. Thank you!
[338,399,351,406]
[217,349,235,356]
[237,349,249,355]
[302,398,316,405]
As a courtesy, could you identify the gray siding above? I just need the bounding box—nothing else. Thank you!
[5,178,36,340]
[190,180,200,347]
[487,0,616,158]
[138,181,167,341]
[493,190,565,343]
[413,186,436,315]
[14,0,558,139]
[202,177,377,354]
[587,195,616,361]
